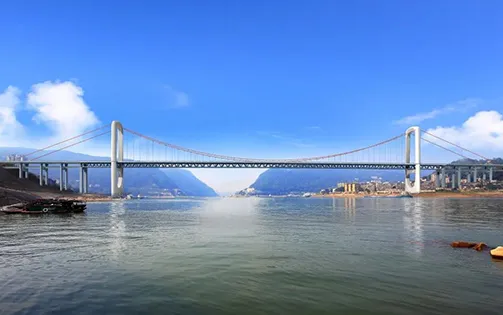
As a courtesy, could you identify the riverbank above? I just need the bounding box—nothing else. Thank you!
[415,191,503,198]
[68,194,113,202]
[313,190,503,198]
[0,166,113,206]
[0,186,113,206]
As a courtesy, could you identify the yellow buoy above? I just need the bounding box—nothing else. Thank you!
[490,246,503,260]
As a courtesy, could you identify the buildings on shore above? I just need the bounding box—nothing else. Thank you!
[237,177,502,197]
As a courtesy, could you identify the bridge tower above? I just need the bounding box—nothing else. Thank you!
[405,126,421,194]
[111,121,124,197]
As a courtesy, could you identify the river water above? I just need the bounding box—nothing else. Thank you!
[1,197,503,314]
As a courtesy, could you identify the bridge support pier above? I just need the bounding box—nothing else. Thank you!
[473,168,478,182]
[79,166,82,193]
[441,168,446,188]
[39,164,44,186]
[20,163,29,179]
[467,172,471,183]
[83,167,88,193]
[60,164,64,191]
[64,164,69,190]
[404,126,421,194]
[489,167,493,182]
[111,121,124,198]
[59,164,70,191]
[483,172,487,182]
[79,165,88,194]
[38,164,44,186]
[435,169,440,188]
[38,164,48,186]
[457,168,462,189]
[451,173,456,189]
[43,164,48,185]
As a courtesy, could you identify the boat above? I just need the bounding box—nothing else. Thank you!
[303,193,312,198]
[490,246,503,260]
[0,199,86,214]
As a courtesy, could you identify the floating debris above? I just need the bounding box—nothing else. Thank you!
[450,241,487,251]
[490,247,503,260]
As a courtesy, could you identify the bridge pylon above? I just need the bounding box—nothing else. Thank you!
[405,126,421,194]
[111,120,124,197]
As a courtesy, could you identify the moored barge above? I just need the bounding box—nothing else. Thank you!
[0,199,86,214]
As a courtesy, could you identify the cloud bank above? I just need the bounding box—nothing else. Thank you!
[426,110,503,153]
[0,81,101,151]
[27,81,99,137]
[0,86,25,139]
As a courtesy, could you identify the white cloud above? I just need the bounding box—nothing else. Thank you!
[27,81,100,139]
[0,86,24,139]
[425,110,503,154]
[394,98,481,125]
[0,81,106,154]
[164,85,189,108]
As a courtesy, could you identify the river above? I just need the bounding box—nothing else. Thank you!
[1,197,502,314]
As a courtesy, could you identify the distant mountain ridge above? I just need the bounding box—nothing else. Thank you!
[0,147,218,197]
[249,169,405,195]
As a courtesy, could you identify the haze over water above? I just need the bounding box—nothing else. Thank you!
[1,197,503,315]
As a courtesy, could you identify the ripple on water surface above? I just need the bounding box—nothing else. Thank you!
[1,197,503,315]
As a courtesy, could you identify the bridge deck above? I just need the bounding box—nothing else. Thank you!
[1,161,500,170]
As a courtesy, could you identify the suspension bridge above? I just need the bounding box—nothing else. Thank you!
[1,121,500,197]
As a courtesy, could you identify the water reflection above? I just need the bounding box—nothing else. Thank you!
[109,201,126,259]
[344,197,356,220]
[403,199,424,255]
[491,259,503,273]
[3,198,503,314]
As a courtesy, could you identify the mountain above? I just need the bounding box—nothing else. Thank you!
[162,169,217,197]
[249,169,406,195]
[0,147,218,197]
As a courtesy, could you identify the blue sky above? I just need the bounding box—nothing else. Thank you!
[1,1,503,193]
